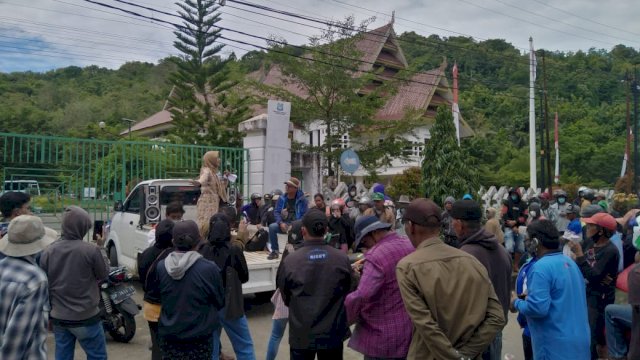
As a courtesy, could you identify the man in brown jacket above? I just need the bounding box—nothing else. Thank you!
[396,198,506,360]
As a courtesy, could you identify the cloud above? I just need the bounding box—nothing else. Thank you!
[0,0,638,72]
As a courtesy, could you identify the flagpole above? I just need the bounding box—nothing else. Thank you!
[529,37,537,190]
[554,112,560,184]
[452,62,461,146]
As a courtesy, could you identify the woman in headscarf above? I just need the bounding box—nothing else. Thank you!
[194,151,229,238]
[198,213,254,360]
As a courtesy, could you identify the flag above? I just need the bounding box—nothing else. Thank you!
[554,112,560,184]
[452,62,460,146]
[528,37,537,190]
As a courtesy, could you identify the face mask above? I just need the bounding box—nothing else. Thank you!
[530,211,537,218]
[511,195,518,201]
[558,197,566,204]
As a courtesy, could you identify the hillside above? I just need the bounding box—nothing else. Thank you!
[0,31,638,187]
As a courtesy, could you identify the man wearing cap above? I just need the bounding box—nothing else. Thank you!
[0,215,55,359]
[156,220,225,359]
[277,209,353,359]
[268,177,308,260]
[344,216,414,359]
[40,206,110,360]
[511,219,590,360]
[451,199,512,360]
[364,192,395,226]
[396,198,505,360]
[569,212,621,359]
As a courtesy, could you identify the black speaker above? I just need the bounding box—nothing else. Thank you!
[145,185,160,223]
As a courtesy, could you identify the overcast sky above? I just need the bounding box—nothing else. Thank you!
[0,0,638,72]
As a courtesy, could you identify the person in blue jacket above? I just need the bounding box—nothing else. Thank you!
[267,177,308,260]
[511,219,590,360]
[515,253,538,360]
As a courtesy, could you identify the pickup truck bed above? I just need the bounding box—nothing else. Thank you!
[241,233,286,294]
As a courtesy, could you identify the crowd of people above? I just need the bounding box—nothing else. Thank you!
[1,166,640,360]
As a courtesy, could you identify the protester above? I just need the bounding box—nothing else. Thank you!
[441,196,458,247]
[268,177,308,260]
[452,200,512,360]
[156,220,225,359]
[539,192,557,225]
[515,244,539,360]
[40,206,110,360]
[628,253,640,360]
[0,215,55,359]
[526,201,544,224]
[581,204,604,250]
[241,193,263,225]
[364,192,395,226]
[511,219,590,360]
[147,202,184,246]
[0,191,57,259]
[346,184,358,209]
[277,209,353,359]
[502,188,528,272]
[266,220,304,360]
[345,216,414,359]
[260,193,274,224]
[198,213,255,360]
[551,189,570,233]
[138,219,175,360]
[484,207,504,245]
[350,195,371,223]
[397,198,505,359]
[313,193,328,214]
[574,186,588,206]
[194,150,229,238]
[569,212,621,359]
[327,198,352,252]
[604,300,634,360]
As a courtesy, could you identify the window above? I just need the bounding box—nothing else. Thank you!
[160,186,201,206]
[124,187,142,214]
[341,134,350,149]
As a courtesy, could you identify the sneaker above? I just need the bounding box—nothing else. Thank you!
[267,251,279,260]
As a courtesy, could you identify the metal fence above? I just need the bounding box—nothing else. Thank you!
[0,132,248,229]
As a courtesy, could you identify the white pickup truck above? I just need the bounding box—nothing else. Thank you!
[103,179,284,295]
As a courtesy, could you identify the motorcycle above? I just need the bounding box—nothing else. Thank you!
[99,266,140,343]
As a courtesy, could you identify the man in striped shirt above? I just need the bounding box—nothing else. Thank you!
[0,215,56,359]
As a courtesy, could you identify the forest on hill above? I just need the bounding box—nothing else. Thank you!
[1,30,638,188]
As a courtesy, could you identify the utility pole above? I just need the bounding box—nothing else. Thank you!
[542,51,553,191]
[539,89,546,193]
[634,70,639,194]
[122,118,136,141]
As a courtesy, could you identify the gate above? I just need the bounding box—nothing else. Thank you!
[0,132,249,232]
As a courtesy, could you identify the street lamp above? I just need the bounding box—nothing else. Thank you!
[121,118,136,141]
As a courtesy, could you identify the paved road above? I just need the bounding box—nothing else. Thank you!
[46,282,525,360]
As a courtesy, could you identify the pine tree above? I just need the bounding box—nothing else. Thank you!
[421,105,479,205]
[168,0,248,146]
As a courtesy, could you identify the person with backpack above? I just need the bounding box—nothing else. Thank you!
[199,213,255,360]
[138,219,175,360]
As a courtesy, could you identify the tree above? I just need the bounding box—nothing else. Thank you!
[387,167,422,200]
[168,0,248,146]
[422,106,479,205]
[266,16,412,176]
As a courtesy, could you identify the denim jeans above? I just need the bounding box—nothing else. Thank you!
[212,307,256,360]
[605,304,632,358]
[504,228,525,254]
[481,331,502,360]
[268,223,284,253]
[53,322,107,360]
[266,318,288,360]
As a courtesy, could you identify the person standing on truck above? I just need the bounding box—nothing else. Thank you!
[193,151,229,238]
[198,213,255,360]
[157,220,225,359]
[268,177,308,260]
[138,219,175,360]
[277,209,353,359]
[40,206,110,360]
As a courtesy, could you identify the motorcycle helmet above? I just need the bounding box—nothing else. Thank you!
[582,188,595,201]
[331,198,346,209]
[250,193,262,201]
[359,196,372,206]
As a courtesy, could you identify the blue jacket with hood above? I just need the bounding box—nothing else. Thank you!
[274,189,308,225]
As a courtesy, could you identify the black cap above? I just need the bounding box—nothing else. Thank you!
[302,208,328,237]
[451,200,482,220]
[172,220,201,250]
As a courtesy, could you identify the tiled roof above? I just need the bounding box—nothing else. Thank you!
[375,70,441,121]
[122,109,171,135]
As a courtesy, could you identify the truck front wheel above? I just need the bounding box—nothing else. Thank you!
[108,245,118,267]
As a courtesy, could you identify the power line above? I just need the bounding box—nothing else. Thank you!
[530,0,640,38]
[489,0,638,46]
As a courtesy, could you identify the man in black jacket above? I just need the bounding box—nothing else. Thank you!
[277,209,353,360]
[452,200,512,360]
[502,188,528,272]
[156,220,225,360]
